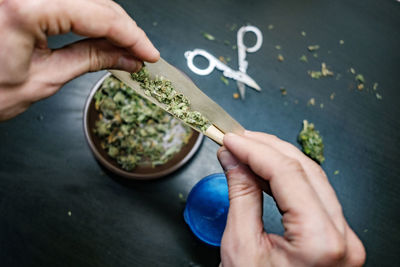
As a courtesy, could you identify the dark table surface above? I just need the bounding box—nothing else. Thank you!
[1,0,399,266]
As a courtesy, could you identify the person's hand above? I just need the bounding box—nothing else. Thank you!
[217,131,366,267]
[0,0,159,121]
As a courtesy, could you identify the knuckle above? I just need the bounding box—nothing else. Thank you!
[318,234,346,264]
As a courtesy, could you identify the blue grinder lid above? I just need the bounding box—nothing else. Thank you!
[184,173,229,247]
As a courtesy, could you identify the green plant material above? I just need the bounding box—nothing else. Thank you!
[373,82,378,91]
[220,76,229,86]
[277,54,284,62]
[275,45,281,50]
[226,57,231,62]
[232,45,237,50]
[152,21,158,27]
[355,74,365,83]
[335,73,342,80]
[229,24,238,31]
[308,70,322,79]
[298,120,325,164]
[301,31,306,37]
[334,170,340,175]
[320,103,324,109]
[93,76,193,171]
[280,87,287,96]
[224,40,231,46]
[307,45,320,51]
[268,24,274,30]
[309,63,333,79]
[202,32,215,41]
[313,53,318,58]
[307,98,316,106]
[339,40,344,45]
[330,92,336,100]
[131,67,211,133]
[299,55,308,62]
[376,93,382,100]
[350,68,356,74]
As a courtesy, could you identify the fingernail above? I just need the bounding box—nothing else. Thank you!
[116,56,139,72]
[218,149,239,171]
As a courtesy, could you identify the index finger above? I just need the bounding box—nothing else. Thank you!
[20,0,160,62]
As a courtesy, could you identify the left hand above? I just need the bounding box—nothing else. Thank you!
[0,0,160,121]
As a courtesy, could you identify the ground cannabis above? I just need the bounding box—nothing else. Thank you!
[131,67,211,133]
[93,76,193,171]
[298,120,325,164]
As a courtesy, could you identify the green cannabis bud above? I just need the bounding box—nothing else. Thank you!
[298,120,325,164]
[131,67,211,133]
[93,76,193,171]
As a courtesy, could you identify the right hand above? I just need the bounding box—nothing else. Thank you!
[217,131,366,267]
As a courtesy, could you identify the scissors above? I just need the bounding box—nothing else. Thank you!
[184,25,263,99]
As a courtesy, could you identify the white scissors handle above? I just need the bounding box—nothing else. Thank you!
[184,49,230,76]
[237,25,263,72]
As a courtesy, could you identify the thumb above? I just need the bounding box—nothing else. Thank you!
[217,147,265,239]
[37,38,144,87]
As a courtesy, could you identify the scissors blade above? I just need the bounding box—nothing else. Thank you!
[237,81,246,100]
[230,71,261,91]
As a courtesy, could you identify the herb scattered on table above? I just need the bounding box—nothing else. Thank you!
[299,55,308,62]
[339,40,344,45]
[275,45,281,50]
[308,63,333,79]
[220,76,229,85]
[131,67,211,133]
[307,45,320,52]
[373,82,378,91]
[298,120,325,164]
[280,87,287,96]
[202,32,215,41]
[376,93,382,100]
[232,45,237,50]
[320,103,324,109]
[334,170,340,175]
[268,24,274,30]
[307,98,316,106]
[355,74,365,91]
[330,92,336,100]
[350,68,356,74]
[94,75,194,171]
[313,53,318,58]
[301,31,306,37]
[277,54,284,62]
[233,93,239,99]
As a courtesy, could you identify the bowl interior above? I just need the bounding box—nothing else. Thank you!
[84,73,203,179]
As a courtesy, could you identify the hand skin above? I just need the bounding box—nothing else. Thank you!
[217,131,366,267]
[0,0,160,121]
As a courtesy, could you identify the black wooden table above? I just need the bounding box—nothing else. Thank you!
[1,0,399,266]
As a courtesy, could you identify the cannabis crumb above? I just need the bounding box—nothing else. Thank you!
[202,32,215,41]
[307,45,320,52]
[299,55,308,62]
[350,68,356,74]
[280,87,287,96]
[275,45,281,50]
[373,82,378,91]
[218,56,227,64]
[330,93,336,100]
[233,93,240,99]
[339,40,344,45]
[220,76,229,85]
[268,24,274,30]
[334,170,340,175]
[301,31,306,37]
[232,45,237,50]
[298,120,325,164]
[152,21,158,27]
[313,53,318,58]
[67,211,72,216]
[307,98,316,106]
[308,63,333,79]
[320,103,324,109]
[376,93,382,100]
[277,54,284,62]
